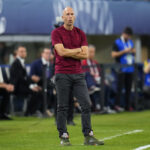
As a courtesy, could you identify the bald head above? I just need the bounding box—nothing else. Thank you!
[63,7,74,15]
[62,7,75,30]
[88,45,96,60]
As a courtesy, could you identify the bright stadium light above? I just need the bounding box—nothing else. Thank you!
[0,0,6,34]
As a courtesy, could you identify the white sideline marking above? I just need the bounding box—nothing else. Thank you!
[74,129,143,146]
[134,145,150,150]
[100,129,143,141]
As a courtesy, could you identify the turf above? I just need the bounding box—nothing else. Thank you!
[0,111,150,150]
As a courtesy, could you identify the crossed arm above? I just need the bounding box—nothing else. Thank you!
[54,44,88,60]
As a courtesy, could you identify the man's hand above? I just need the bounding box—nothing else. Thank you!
[130,48,136,54]
[124,48,136,54]
[71,46,88,60]
[112,47,134,58]
[32,75,40,83]
[124,48,132,53]
[5,84,14,92]
[144,62,150,74]
[31,86,42,92]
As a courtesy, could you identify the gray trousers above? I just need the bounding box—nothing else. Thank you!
[55,73,92,137]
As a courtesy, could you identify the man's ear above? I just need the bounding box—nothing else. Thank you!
[62,15,64,21]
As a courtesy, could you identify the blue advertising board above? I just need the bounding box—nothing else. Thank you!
[0,0,150,35]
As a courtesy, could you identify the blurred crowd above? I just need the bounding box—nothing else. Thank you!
[0,27,150,123]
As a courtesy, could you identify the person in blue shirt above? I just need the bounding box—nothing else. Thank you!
[111,27,136,111]
[143,59,150,98]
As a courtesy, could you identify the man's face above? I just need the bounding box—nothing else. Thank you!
[17,47,27,59]
[123,33,131,41]
[62,8,75,27]
[88,47,95,60]
[42,49,51,61]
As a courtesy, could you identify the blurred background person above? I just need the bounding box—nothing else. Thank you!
[111,27,136,112]
[143,59,150,101]
[10,45,41,114]
[0,66,14,120]
[82,45,116,114]
[25,48,54,117]
[82,45,101,111]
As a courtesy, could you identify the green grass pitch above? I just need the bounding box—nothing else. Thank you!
[0,111,150,150]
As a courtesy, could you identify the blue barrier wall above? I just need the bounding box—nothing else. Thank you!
[0,0,150,35]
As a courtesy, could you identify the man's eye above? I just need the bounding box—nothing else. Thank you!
[66,13,74,16]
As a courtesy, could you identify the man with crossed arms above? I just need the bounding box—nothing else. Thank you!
[51,7,104,146]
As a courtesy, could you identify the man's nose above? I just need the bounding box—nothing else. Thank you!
[69,15,72,18]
